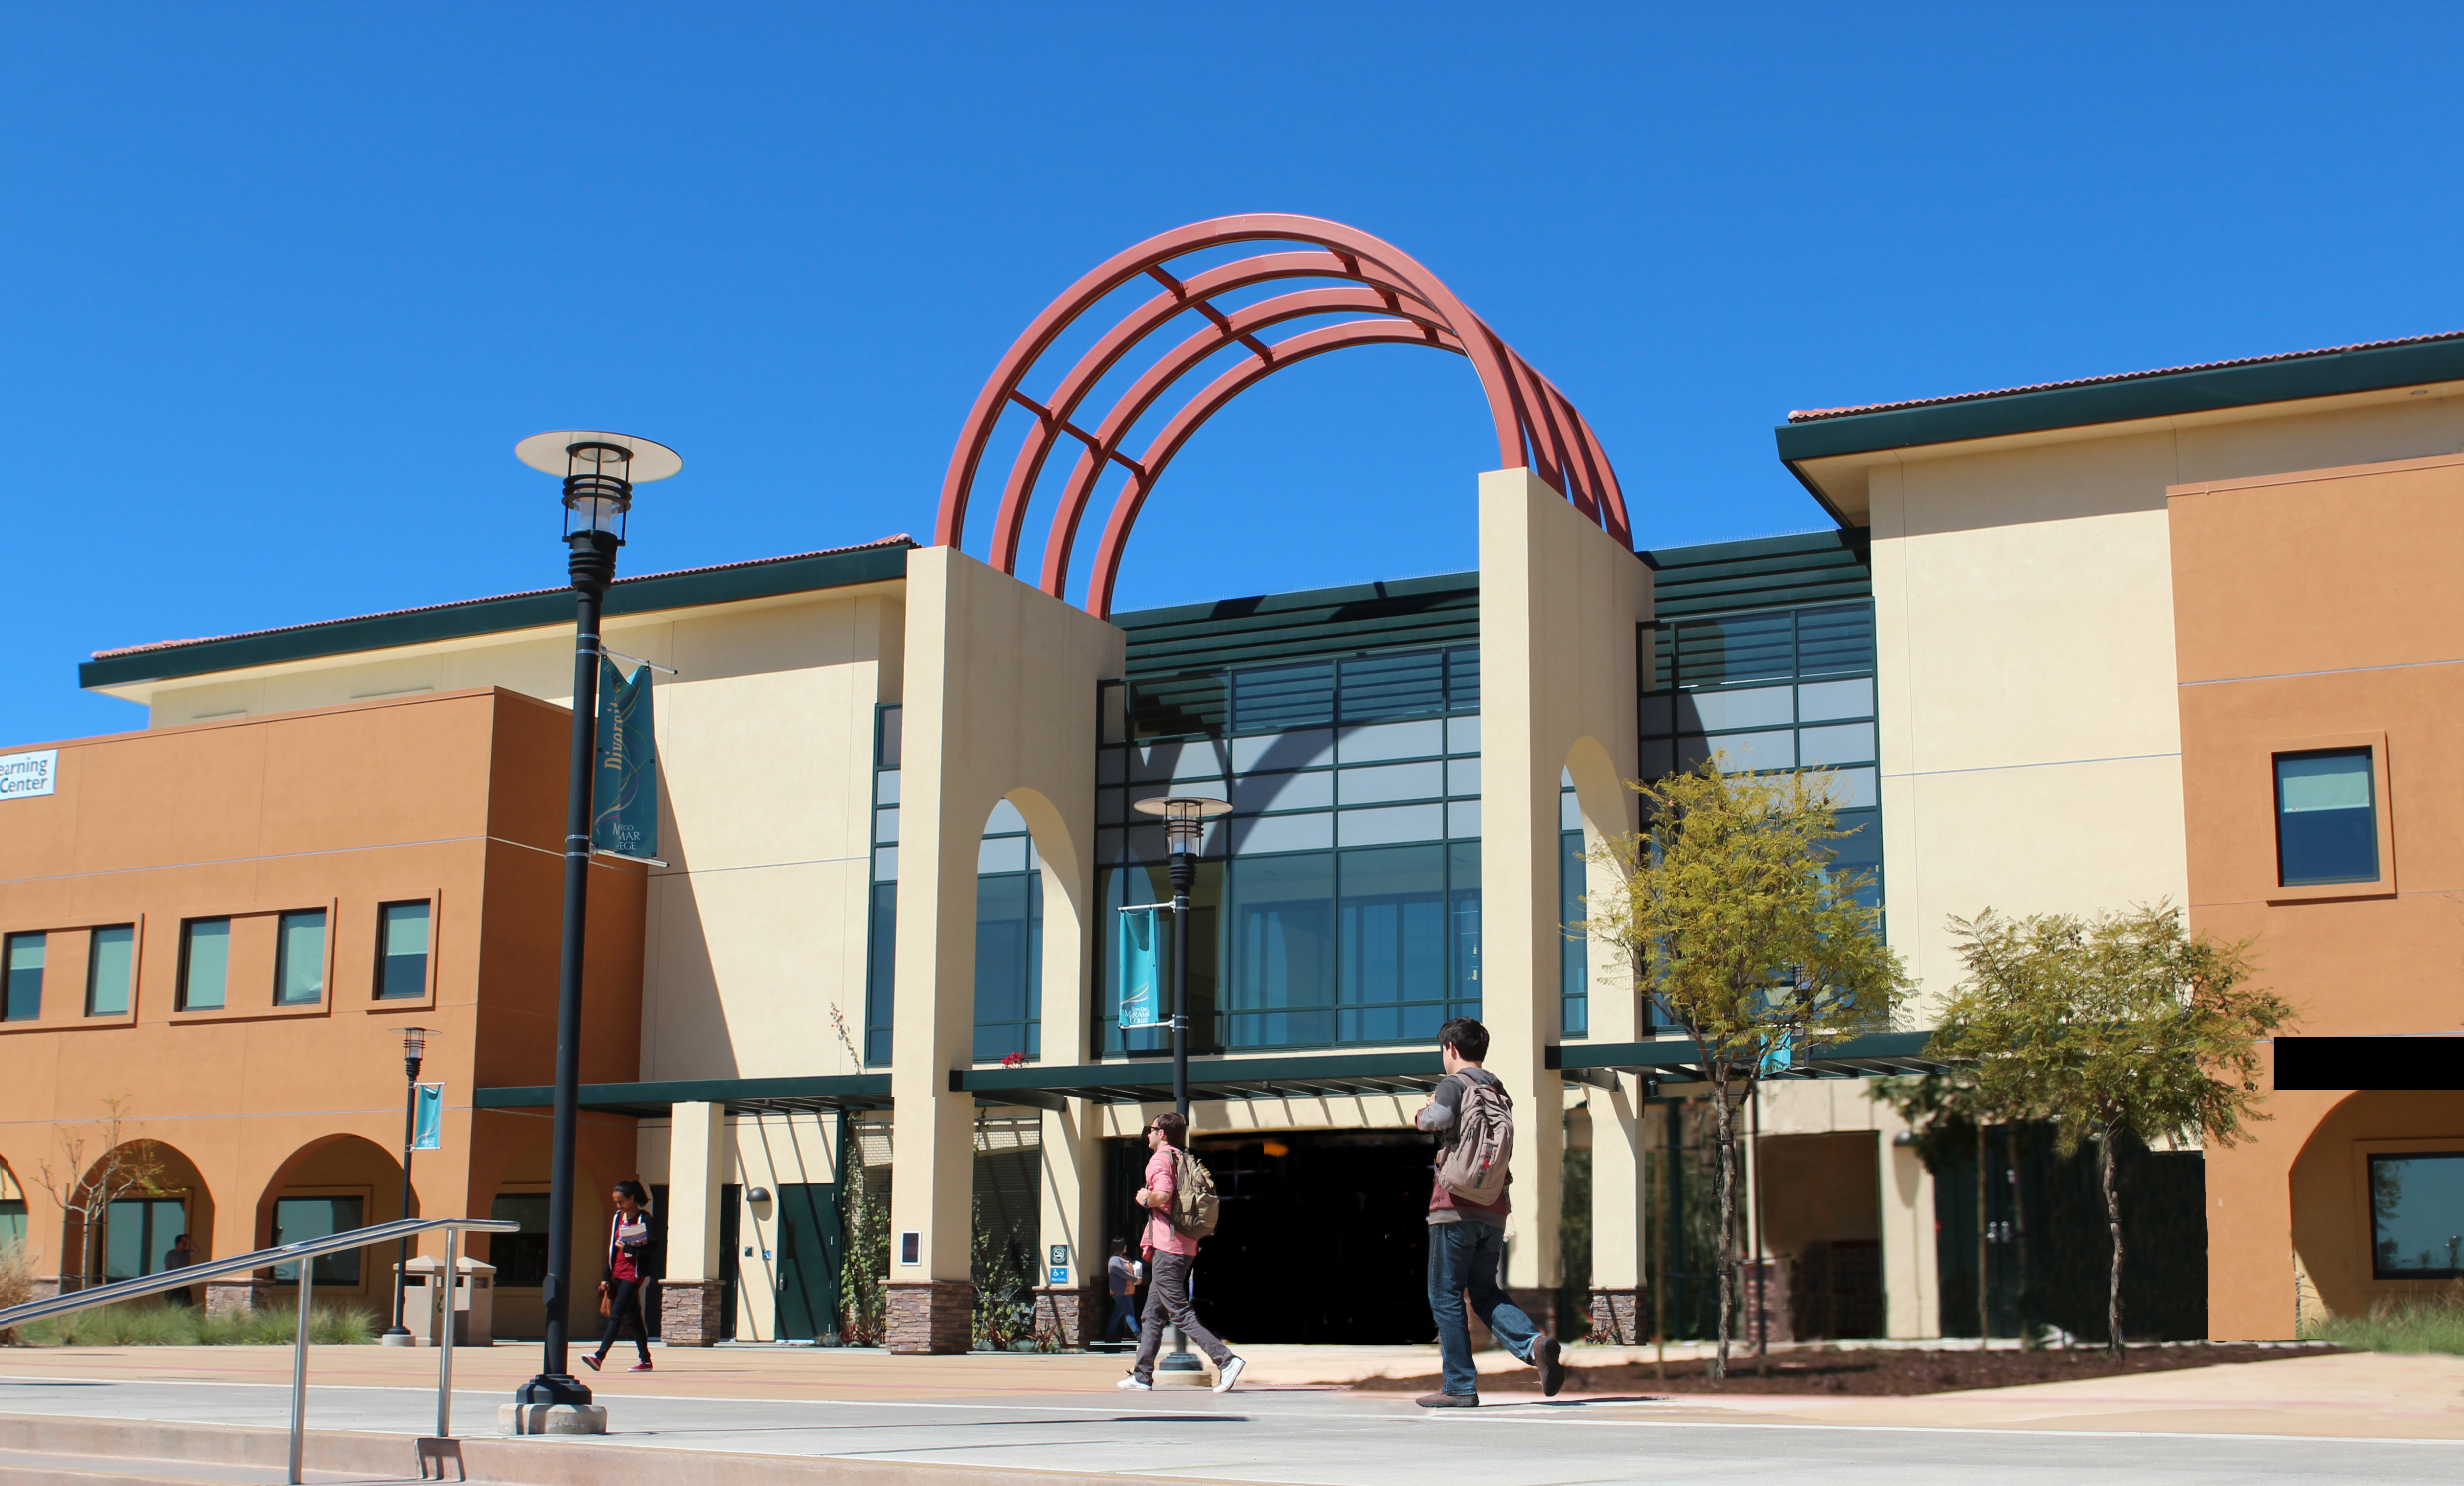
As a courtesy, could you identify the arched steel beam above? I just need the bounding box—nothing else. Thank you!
[1084,320,1466,618]
[1034,287,1459,596]
[938,214,1529,551]
[985,250,1440,573]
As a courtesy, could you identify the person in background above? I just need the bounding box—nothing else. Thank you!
[1414,1016,1563,1408]
[581,1180,655,1373]
[161,1233,199,1306]
[1118,1111,1244,1393]
[1104,1237,1142,1341]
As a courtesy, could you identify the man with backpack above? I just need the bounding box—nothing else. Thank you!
[1416,1016,1564,1407]
[1118,1110,1246,1393]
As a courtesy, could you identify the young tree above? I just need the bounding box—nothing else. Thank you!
[1584,760,1911,1379]
[1927,905,2293,1355]
[37,1097,168,1291]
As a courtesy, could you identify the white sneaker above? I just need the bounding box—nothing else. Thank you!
[1117,1375,1152,1391]
[1212,1356,1245,1393]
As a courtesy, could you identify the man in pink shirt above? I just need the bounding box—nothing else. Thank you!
[1118,1111,1245,1392]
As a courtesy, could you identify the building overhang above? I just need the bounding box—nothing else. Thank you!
[81,537,915,703]
[475,1074,894,1119]
[1549,1030,1951,1087]
[1775,332,2464,524]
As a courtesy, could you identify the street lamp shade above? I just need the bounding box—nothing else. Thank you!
[516,430,682,544]
[1133,795,1232,853]
[400,1024,428,1063]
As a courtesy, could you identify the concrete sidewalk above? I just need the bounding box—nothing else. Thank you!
[0,1343,2458,1486]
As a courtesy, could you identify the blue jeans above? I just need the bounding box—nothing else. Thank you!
[1107,1291,1139,1337]
[1426,1220,1539,1396]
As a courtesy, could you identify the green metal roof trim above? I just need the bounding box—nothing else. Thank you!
[1639,529,1871,621]
[1774,333,2464,465]
[81,538,916,690]
[1551,1029,1949,1081]
[956,1048,1445,1103]
[1114,573,1478,679]
[474,1072,893,1117]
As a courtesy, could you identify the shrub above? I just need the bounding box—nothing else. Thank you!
[2302,1293,2464,1356]
[0,1243,37,1345]
[17,1300,377,1347]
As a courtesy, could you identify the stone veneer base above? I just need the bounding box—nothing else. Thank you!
[886,1280,974,1354]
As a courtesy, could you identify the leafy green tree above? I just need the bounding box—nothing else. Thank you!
[1584,760,1910,1378]
[1926,905,2293,1355]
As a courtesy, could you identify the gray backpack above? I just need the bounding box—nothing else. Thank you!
[1434,1073,1514,1205]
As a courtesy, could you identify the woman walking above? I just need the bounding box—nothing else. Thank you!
[581,1180,655,1373]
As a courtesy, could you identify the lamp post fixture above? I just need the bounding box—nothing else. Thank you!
[511,431,681,1414]
[1130,794,1229,1379]
[379,1025,430,1345]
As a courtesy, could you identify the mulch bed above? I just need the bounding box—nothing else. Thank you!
[1347,1342,2344,1396]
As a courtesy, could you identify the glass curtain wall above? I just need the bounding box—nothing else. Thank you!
[1639,603,1884,920]
[865,705,1049,1066]
[1094,645,1483,1055]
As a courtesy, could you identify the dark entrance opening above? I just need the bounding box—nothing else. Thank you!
[1108,1129,1438,1344]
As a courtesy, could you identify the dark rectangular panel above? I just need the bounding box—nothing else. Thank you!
[2274,1036,2464,1090]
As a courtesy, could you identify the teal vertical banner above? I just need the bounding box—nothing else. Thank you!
[1119,908,1162,1028]
[593,656,659,857]
[411,1082,444,1150]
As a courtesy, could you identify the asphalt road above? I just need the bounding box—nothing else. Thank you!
[0,1373,2458,1486]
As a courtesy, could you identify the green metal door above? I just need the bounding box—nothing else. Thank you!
[775,1183,842,1341]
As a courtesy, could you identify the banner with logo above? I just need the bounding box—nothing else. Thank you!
[411,1082,445,1150]
[1118,907,1164,1029]
[593,656,658,858]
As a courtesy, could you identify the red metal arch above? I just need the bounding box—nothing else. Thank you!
[937,214,1626,616]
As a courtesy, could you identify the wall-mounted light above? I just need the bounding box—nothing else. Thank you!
[745,1187,772,1206]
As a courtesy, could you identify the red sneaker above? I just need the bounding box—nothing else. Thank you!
[579,1355,602,1373]
[629,1359,654,1372]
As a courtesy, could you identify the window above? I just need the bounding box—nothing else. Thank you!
[2275,749,2378,887]
[0,1198,23,1251]
[275,910,326,1006]
[103,1197,187,1280]
[376,902,430,999]
[488,1193,550,1287]
[178,920,228,1011]
[973,801,1042,1062]
[1561,820,1588,1037]
[3,933,42,1021]
[272,1195,363,1284]
[86,925,134,1016]
[2369,1152,2464,1279]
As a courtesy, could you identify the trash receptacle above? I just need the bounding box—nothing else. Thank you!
[399,1254,496,1347]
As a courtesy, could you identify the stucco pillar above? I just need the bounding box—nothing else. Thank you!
[890,546,1122,1353]
[1478,467,1653,1312]
[658,1101,727,1345]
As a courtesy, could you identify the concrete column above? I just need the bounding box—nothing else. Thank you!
[658,1101,727,1345]
[889,546,1122,1354]
[1479,466,1652,1307]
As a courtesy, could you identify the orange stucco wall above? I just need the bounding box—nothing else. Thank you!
[0,687,642,1308]
[2172,453,2464,1338]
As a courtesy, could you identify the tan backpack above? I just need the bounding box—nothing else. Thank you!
[1434,1073,1514,1205]
[1168,1147,1221,1238]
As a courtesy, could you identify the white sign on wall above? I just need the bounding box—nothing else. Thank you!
[0,750,56,801]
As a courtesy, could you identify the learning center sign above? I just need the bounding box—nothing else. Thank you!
[0,750,57,800]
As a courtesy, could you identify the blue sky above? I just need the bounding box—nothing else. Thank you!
[7,4,2464,744]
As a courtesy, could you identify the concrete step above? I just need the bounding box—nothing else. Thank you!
[0,1415,1199,1486]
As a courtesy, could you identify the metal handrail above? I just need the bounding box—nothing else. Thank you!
[0,1216,519,1484]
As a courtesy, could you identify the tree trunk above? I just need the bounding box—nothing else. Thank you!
[1975,1120,1988,1350]
[2101,1118,2124,1358]
[1712,1075,1735,1382]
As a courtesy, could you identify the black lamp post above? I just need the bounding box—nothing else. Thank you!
[379,1025,429,1345]
[1130,794,1228,1378]
[511,430,680,1413]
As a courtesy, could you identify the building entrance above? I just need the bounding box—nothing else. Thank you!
[1111,1130,1439,1345]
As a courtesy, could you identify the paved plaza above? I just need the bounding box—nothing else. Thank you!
[0,1344,2459,1485]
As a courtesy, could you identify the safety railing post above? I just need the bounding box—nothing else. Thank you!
[289,1263,313,1486]
[437,1228,458,1439]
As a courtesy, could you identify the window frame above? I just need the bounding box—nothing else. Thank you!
[2353,1137,2464,1292]
[370,895,441,1009]
[2,931,45,1023]
[2262,732,2397,903]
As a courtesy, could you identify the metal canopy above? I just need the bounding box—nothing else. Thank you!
[475,1073,893,1118]
[1549,1030,1952,1085]
[956,1050,1447,1106]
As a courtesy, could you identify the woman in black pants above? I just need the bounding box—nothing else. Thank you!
[581,1180,654,1373]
